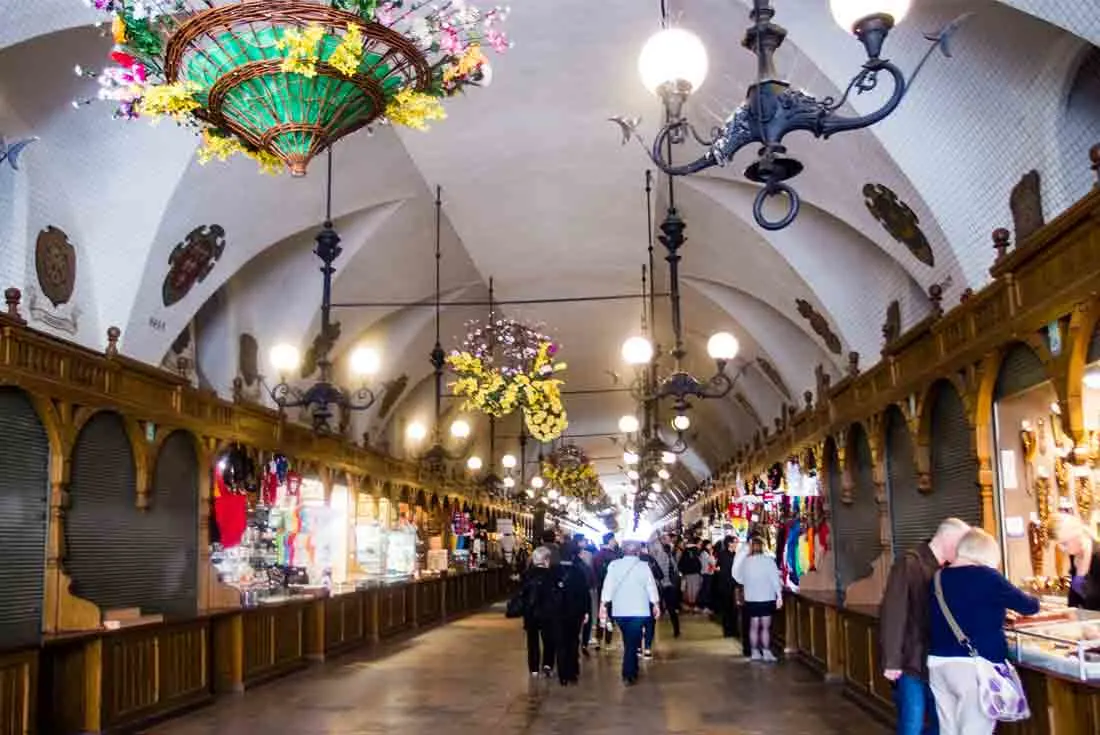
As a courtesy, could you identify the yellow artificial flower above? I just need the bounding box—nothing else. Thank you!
[385,89,446,131]
[277,24,325,77]
[246,149,284,175]
[443,44,488,84]
[329,24,365,77]
[112,15,127,44]
[139,81,200,122]
[197,129,245,165]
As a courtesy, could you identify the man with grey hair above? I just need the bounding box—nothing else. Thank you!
[600,539,660,685]
[880,517,970,735]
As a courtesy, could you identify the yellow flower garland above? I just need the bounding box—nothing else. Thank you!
[276,24,326,77]
[139,81,201,122]
[385,89,447,131]
[543,459,601,502]
[329,24,365,76]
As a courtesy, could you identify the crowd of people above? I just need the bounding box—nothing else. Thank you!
[511,527,785,686]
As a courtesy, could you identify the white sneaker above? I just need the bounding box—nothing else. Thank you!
[762,650,778,663]
[750,651,763,661]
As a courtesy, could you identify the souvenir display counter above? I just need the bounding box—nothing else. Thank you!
[782,591,1100,734]
[30,566,513,735]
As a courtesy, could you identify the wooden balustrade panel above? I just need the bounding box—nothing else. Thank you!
[37,642,86,734]
[379,587,409,638]
[101,633,159,727]
[811,604,828,665]
[242,604,305,686]
[155,624,210,711]
[324,598,345,650]
[842,615,873,694]
[797,601,814,663]
[0,650,35,735]
[242,610,276,681]
[342,595,364,643]
[417,582,441,624]
[272,607,304,668]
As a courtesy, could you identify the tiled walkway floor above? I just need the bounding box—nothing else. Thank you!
[146,609,890,735]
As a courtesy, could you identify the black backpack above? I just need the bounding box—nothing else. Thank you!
[679,547,702,575]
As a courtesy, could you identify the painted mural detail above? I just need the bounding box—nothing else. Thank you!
[235,332,263,401]
[795,298,842,355]
[28,225,81,335]
[163,224,226,307]
[882,299,902,347]
[755,357,790,398]
[1010,170,1044,244]
[160,322,197,383]
[862,183,934,267]
[734,391,763,428]
[378,374,409,419]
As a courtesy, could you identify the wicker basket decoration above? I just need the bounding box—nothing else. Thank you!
[79,1,511,176]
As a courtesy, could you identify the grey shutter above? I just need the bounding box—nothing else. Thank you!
[0,388,49,648]
[994,343,1047,400]
[67,412,146,611]
[930,382,982,527]
[885,407,932,557]
[833,426,882,590]
[825,439,844,597]
[1088,323,1100,365]
[149,431,199,617]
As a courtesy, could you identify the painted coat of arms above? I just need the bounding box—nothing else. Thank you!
[163,224,226,307]
[862,183,934,267]
[35,226,76,307]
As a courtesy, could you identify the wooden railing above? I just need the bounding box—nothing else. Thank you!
[12,568,512,735]
[784,592,1100,734]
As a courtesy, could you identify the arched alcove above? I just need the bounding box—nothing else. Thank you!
[151,431,199,617]
[929,381,982,527]
[885,405,928,556]
[0,388,50,648]
[832,425,881,592]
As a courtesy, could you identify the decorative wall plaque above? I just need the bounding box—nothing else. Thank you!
[862,183,934,267]
[1010,170,1044,244]
[378,374,409,419]
[160,323,196,382]
[755,357,790,398]
[162,224,226,307]
[882,300,901,346]
[734,391,763,428]
[35,226,76,307]
[796,298,842,355]
[237,332,261,401]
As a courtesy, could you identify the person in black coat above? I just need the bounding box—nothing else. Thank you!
[714,536,737,637]
[555,540,593,685]
[521,546,557,676]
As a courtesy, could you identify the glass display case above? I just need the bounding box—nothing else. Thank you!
[1009,608,1100,681]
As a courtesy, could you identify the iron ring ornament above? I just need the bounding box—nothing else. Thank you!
[612,5,974,230]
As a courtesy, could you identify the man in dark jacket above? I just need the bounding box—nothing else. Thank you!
[879,518,969,735]
[714,536,737,637]
[592,533,621,649]
[555,540,592,685]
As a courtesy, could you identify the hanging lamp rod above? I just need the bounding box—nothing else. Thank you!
[331,292,670,309]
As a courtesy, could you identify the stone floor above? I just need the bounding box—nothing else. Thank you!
[146,609,890,735]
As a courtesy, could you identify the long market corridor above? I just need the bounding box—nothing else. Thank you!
[146,609,889,735]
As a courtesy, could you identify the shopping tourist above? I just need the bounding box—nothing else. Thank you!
[649,533,682,638]
[927,529,1040,734]
[679,538,703,612]
[880,517,970,735]
[573,534,599,656]
[714,536,738,638]
[1053,513,1100,610]
[698,539,716,614]
[521,546,558,677]
[554,540,593,685]
[737,536,783,662]
[730,533,752,656]
[592,532,621,649]
[600,539,661,685]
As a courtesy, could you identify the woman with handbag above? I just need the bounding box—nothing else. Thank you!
[928,528,1040,733]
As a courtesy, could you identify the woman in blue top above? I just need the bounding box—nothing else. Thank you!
[927,529,1040,735]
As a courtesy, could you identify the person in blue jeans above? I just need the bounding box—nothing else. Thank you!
[879,518,970,735]
[600,540,661,684]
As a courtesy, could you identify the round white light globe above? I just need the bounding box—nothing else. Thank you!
[618,414,640,434]
[531,476,545,489]
[621,336,655,365]
[829,0,911,32]
[466,456,483,471]
[548,488,560,500]
[658,468,671,481]
[661,451,677,465]
[405,421,428,442]
[503,476,515,488]
[270,343,301,374]
[707,331,740,361]
[501,453,517,469]
[525,488,535,498]
[350,346,381,376]
[672,413,691,432]
[1085,370,1100,390]
[650,482,661,493]
[449,419,471,439]
[627,469,640,481]
[638,27,709,96]
[623,451,640,466]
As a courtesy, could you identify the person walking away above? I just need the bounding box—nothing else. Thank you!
[1053,513,1100,610]
[927,529,1040,734]
[600,540,661,685]
[572,534,599,656]
[679,539,703,612]
[698,539,716,614]
[739,536,784,661]
[639,545,663,658]
[880,517,970,735]
[533,529,561,567]
[650,534,682,638]
[554,541,592,685]
[714,536,737,637]
[593,533,621,649]
[521,547,558,677]
[731,535,752,656]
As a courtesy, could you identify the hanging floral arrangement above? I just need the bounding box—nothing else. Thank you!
[542,444,601,503]
[446,317,568,442]
[78,0,511,176]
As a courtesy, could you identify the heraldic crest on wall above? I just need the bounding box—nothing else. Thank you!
[29,225,81,335]
[163,224,226,307]
[862,183,934,267]
[795,298,842,355]
[755,357,790,399]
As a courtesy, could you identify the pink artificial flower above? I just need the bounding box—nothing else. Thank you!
[110,49,136,67]
[439,28,462,56]
[486,28,508,53]
[374,4,396,25]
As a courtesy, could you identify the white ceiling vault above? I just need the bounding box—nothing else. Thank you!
[0,1,1097,516]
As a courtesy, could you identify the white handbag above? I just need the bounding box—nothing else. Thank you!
[933,570,1031,722]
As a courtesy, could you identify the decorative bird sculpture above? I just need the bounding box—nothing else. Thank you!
[0,136,37,171]
[607,116,641,146]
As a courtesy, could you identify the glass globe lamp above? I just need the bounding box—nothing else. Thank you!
[405,421,428,442]
[350,346,381,377]
[623,451,640,465]
[270,343,301,375]
[450,419,471,439]
[638,27,709,97]
[503,476,515,489]
[501,453,517,469]
[466,456,483,472]
[658,468,671,481]
[829,0,911,31]
[707,332,740,363]
[621,336,654,366]
[618,414,640,434]
[672,413,691,432]
[661,451,677,465]
[531,476,545,490]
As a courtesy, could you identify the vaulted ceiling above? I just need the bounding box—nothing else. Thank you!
[1,0,1097,518]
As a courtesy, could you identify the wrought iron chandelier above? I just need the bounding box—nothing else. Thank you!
[268,150,379,433]
[615,0,968,230]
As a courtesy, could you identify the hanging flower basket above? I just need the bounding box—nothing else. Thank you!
[543,444,601,503]
[446,317,568,442]
[81,1,510,175]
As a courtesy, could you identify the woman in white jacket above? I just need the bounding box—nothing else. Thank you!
[600,540,661,685]
[734,536,783,662]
